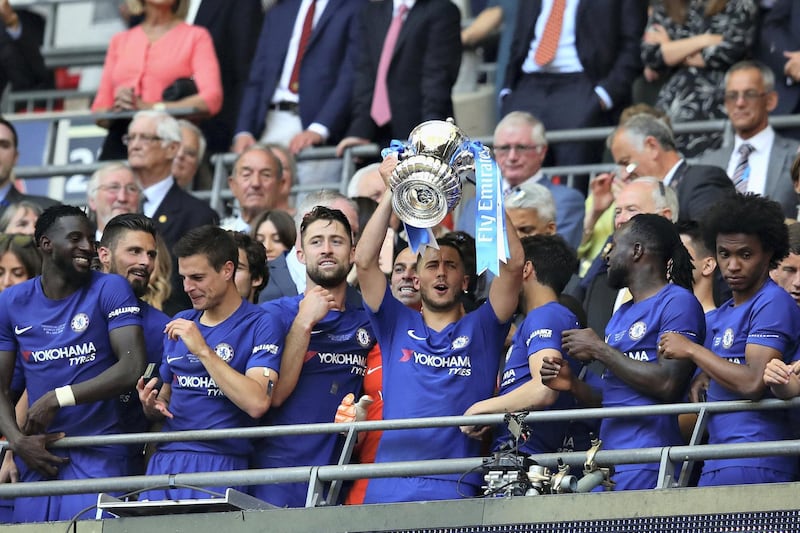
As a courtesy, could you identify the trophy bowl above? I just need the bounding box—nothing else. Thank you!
[390,154,461,228]
[389,118,471,228]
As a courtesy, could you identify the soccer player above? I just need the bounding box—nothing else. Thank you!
[97,213,171,475]
[137,226,280,500]
[462,234,598,456]
[560,214,705,491]
[661,194,800,486]
[251,206,375,508]
[354,156,524,503]
[0,205,147,522]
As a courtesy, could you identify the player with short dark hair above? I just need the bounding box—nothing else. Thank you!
[0,204,147,522]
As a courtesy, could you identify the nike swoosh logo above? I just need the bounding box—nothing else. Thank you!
[366,365,382,375]
[311,330,323,335]
[166,356,182,364]
[14,326,32,335]
[407,329,426,341]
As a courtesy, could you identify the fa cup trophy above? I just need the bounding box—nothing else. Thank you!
[383,118,509,275]
[387,118,475,228]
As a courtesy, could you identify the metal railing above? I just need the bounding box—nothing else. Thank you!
[0,396,798,505]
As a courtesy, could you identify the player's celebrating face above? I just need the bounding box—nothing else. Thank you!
[417,245,468,312]
[300,218,353,289]
[41,215,95,283]
[179,253,235,311]
[107,230,156,298]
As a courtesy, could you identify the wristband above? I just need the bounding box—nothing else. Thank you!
[153,102,166,111]
[55,385,76,407]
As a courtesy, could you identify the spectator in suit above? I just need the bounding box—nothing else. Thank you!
[504,180,557,238]
[127,110,219,315]
[220,145,286,233]
[234,0,364,188]
[0,0,52,103]
[501,0,647,170]
[188,0,264,155]
[757,0,800,133]
[456,112,585,249]
[0,118,58,220]
[92,0,223,161]
[262,143,296,215]
[697,60,800,219]
[336,0,462,154]
[610,113,735,223]
[86,162,142,242]
[172,120,208,190]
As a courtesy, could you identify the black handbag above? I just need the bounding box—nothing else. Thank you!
[161,77,197,102]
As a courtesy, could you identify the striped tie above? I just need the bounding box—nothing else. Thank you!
[534,0,567,66]
[732,143,754,193]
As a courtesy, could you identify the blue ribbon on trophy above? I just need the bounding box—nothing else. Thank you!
[382,119,509,275]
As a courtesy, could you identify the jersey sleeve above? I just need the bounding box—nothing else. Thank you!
[0,291,16,352]
[246,311,284,372]
[523,306,574,358]
[100,273,143,331]
[746,290,800,354]
[659,289,706,345]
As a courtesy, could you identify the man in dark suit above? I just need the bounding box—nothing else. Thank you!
[609,113,735,223]
[757,0,800,118]
[336,0,462,154]
[190,0,263,155]
[0,2,52,104]
[233,0,363,156]
[502,0,647,170]
[0,117,58,219]
[127,110,219,315]
[697,60,800,219]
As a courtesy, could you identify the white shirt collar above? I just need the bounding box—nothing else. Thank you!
[662,159,685,188]
[733,125,774,155]
[393,0,415,15]
[142,176,175,218]
[286,246,307,293]
[502,170,545,193]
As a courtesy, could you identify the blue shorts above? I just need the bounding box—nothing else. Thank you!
[364,476,478,504]
[141,450,247,501]
[699,466,793,487]
[13,447,128,523]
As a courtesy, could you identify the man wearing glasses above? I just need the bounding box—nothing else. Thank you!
[86,162,142,242]
[457,111,585,249]
[698,60,799,218]
[609,113,734,224]
[126,110,219,315]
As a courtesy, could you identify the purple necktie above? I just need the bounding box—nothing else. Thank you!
[370,4,409,127]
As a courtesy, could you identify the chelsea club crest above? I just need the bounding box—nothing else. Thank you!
[70,313,90,332]
[215,343,234,362]
[628,321,647,340]
[722,328,734,349]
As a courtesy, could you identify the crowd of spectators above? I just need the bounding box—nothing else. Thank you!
[0,0,799,525]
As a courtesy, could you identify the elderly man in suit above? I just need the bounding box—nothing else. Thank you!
[127,110,219,315]
[0,117,57,219]
[698,60,800,219]
[609,113,735,223]
[457,111,585,249]
[501,0,647,170]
